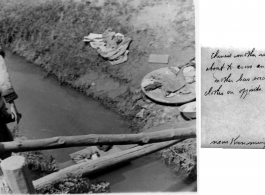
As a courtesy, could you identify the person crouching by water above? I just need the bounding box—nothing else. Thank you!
[0,47,21,160]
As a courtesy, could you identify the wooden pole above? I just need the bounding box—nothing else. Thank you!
[0,156,35,194]
[0,126,196,153]
[33,139,185,190]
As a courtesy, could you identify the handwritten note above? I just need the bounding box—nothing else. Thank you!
[202,47,265,148]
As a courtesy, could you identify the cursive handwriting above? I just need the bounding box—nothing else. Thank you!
[204,85,224,96]
[206,48,265,99]
[210,135,265,148]
[236,73,250,82]
[233,48,256,58]
[211,49,232,59]
[213,73,233,83]
[210,140,229,145]
[237,64,253,69]
[244,48,256,57]
[239,85,261,99]
[230,135,265,148]
[206,62,225,71]
[253,76,265,81]
[206,63,233,71]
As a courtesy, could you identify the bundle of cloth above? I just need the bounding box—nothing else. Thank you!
[143,58,196,98]
[83,28,132,65]
[144,66,191,98]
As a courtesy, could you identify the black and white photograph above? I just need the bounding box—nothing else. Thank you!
[0,0,196,193]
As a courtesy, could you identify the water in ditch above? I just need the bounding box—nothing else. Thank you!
[5,51,196,192]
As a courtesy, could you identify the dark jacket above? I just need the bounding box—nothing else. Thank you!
[0,53,18,108]
[0,52,15,159]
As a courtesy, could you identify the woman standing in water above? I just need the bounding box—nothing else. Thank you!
[0,47,21,160]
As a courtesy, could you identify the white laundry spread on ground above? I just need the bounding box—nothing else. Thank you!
[83,28,132,65]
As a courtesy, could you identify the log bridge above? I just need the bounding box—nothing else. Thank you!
[0,126,196,193]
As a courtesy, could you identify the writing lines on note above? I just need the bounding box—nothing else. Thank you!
[209,135,265,149]
[204,48,265,99]
[211,48,256,59]
[206,62,233,71]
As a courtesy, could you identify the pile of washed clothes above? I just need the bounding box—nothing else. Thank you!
[83,28,132,65]
[143,58,196,98]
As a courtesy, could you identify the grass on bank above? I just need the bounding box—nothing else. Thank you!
[0,0,148,129]
[0,0,136,83]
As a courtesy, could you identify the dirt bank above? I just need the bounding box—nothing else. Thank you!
[0,0,196,177]
[0,0,195,131]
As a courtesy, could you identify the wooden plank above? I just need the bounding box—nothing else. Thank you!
[148,54,169,64]
[33,139,186,190]
[0,127,196,153]
[117,144,138,150]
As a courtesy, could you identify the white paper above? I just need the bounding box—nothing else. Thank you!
[202,47,265,148]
